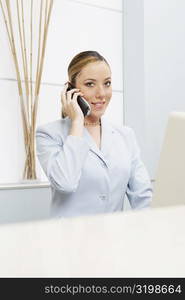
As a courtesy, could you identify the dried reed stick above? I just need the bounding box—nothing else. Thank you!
[3,0,28,147]
[33,0,53,129]
[0,0,54,180]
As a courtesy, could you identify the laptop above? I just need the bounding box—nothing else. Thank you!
[152,112,185,207]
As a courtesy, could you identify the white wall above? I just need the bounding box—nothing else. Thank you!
[123,0,185,180]
[123,0,146,168]
[144,0,185,178]
[0,0,123,183]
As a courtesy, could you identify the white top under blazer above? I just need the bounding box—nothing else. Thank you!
[36,117,152,218]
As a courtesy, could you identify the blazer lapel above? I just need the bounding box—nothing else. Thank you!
[100,117,115,161]
[83,127,106,164]
[62,117,115,167]
[83,117,115,167]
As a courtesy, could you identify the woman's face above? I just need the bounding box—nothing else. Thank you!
[75,61,112,121]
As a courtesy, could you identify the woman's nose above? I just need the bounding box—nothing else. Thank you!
[95,86,106,98]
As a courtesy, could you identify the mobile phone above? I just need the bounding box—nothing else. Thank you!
[66,82,91,117]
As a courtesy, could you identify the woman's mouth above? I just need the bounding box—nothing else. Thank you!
[91,101,105,110]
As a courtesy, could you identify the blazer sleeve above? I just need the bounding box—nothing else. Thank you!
[36,125,90,193]
[126,128,153,209]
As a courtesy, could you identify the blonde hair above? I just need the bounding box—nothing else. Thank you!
[62,51,109,118]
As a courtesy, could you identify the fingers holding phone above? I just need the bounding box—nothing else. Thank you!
[61,83,84,122]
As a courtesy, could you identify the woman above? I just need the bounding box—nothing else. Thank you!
[36,50,152,218]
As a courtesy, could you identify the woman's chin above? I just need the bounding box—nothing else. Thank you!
[89,110,105,119]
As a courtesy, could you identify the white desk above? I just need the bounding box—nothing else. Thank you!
[0,205,185,277]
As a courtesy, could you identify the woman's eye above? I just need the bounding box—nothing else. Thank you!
[85,82,94,87]
[105,81,111,87]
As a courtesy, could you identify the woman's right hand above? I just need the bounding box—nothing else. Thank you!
[61,83,84,123]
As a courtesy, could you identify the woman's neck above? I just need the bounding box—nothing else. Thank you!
[84,117,101,126]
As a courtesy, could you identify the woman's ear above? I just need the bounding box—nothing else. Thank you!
[61,107,67,118]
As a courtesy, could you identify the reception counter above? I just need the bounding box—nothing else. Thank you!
[0,205,185,277]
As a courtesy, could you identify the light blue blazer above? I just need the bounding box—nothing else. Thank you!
[36,117,152,217]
